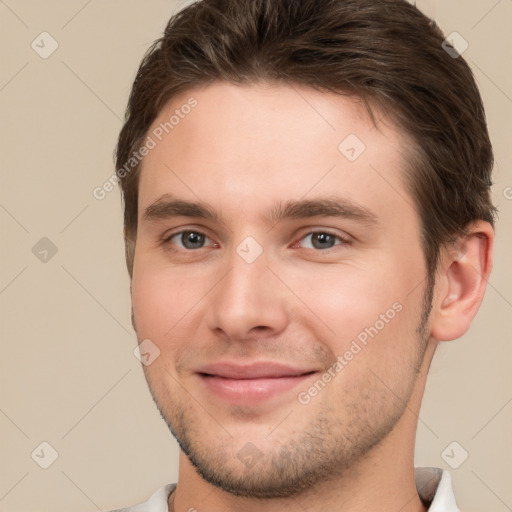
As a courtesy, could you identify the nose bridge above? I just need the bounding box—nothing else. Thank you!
[226,255,266,307]
[223,231,270,296]
[220,248,270,313]
[207,243,288,339]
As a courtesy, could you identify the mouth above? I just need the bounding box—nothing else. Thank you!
[196,362,318,404]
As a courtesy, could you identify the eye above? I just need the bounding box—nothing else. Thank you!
[165,230,216,250]
[296,231,347,250]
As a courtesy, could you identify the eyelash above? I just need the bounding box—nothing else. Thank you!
[162,229,350,251]
[291,231,350,250]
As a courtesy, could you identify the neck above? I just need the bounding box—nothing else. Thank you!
[170,340,437,512]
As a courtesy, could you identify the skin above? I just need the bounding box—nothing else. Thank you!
[130,81,493,512]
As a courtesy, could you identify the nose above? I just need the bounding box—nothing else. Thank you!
[206,250,289,343]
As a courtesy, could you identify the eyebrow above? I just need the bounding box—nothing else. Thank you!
[142,194,378,227]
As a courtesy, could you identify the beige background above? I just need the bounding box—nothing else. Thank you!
[1,0,511,511]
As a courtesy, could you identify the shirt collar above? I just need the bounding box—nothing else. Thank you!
[125,467,459,511]
[415,467,460,511]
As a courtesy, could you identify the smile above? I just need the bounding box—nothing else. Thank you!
[196,362,317,404]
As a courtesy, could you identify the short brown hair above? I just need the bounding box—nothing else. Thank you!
[116,0,496,281]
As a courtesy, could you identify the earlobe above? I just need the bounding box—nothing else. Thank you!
[430,222,494,342]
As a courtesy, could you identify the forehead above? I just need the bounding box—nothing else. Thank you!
[138,81,415,224]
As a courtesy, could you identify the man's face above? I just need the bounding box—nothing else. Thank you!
[131,82,431,497]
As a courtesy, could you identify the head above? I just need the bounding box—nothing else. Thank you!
[116,0,495,499]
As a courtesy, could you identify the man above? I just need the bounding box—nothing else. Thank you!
[112,0,495,510]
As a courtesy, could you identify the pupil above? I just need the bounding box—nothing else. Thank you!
[313,233,334,249]
[183,231,204,249]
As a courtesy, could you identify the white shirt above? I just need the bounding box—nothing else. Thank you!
[109,467,459,512]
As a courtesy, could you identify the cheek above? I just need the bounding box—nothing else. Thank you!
[131,257,201,339]
[285,263,399,333]
[299,270,423,404]
[282,260,423,362]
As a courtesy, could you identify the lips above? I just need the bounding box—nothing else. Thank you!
[199,362,315,379]
[196,362,317,404]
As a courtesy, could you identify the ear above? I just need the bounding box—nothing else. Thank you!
[430,221,494,342]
